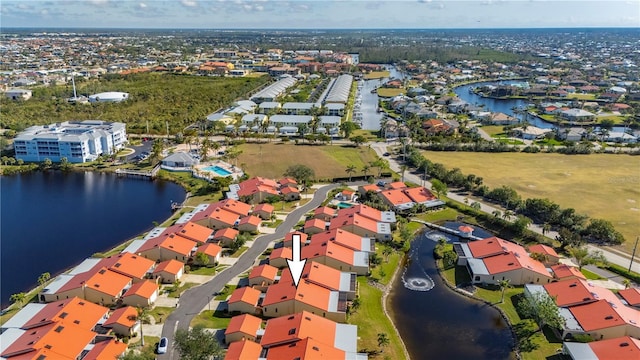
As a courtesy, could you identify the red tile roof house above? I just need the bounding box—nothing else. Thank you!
[358,183,381,197]
[228,286,263,315]
[261,280,347,322]
[249,264,280,290]
[122,280,159,308]
[260,311,358,354]
[268,247,292,269]
[563,336,640,360]
[334,189,357,202]
[152,259,184,284]
[279,261,358,300]
[550,264,586,281]
[455,236,553,286]
[103,306,139,337]
[236,215,262,233]
[264,337,346,360]
[309,228,375,253]
[194,243,223,265]
[528,244,560,266]
[329,213,392,241]
[619,288,640,309]
[303,218,328,235]
[84,268,133,306]
[207,207,241,230]
[378,189,416,212]
[213,227,240,247]
[402,186,445,209]
[225,314,264,344]
[337,203,397,224]
[313,206,336,222]
[1,322,99,360]
[278,177,298,188]
[281,186,301,201]
[236,177,281,204]
[161,221,214,244]
[300,241,370,275]
[137,233,197,262]
[224,339,263,360]
[96,251,156,283]
[282,231,309,247]
[253,203,275,220]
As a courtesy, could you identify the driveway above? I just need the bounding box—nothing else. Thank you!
[369,141,640,274]
[157,183,338,359]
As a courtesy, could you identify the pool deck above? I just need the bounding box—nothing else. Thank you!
[193,160,244,180]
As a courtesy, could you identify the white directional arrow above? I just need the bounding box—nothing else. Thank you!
[286,234,307,288]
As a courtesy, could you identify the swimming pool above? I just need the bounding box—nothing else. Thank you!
[337,202,354,209]
[202,165,233,176]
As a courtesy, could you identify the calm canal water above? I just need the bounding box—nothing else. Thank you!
[390,229,513,360]
[0,171,185,309]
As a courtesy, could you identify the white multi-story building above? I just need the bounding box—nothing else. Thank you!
[13,120,127,163]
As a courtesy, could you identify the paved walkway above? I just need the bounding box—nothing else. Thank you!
[156,183,338,359]
[369,141,640,274]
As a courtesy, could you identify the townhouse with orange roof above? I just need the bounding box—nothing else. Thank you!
[213,227,240,247]
[337,203,397,224]
[268,247,293,269]
[329,213,392,241]
[96,251,156,283]
[619,288,640,309]
[204,207,242,230]
[102,306,139,337]
[84,268,133,306]
[249,264,280,290]
[82,338,128,360]
[152,259,184,284]
[1,322,98,359]
[526,279,640,341]
[378,188,416,211]
[237,215,262,233]
[225,314,264,344]
[279,261,357,300]
[261,280,347,322]
[303,218,327,235]
[281,231,309,247]
[253,203,275,220]
[563,336,640,360]
[264,337,347,360]
[528,244,560,266]
[358,183,380,197]
[161,221,214,244]
[228,286,263,315]
[455,236,553,285]
[281,186,301,201]
[233,177,281,204]
[137,233,197,262]
[309,228,375,253]
[402,186,445,209]
[194,243,223,265]
[313,206,336,222]
[122,280,159,308]
[270,240,369,275]
[225,339,264,360]
[550,264,586,281]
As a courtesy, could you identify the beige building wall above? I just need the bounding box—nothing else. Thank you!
[228,301,258,315]
[262,299,294,318]
[225,331,257,345]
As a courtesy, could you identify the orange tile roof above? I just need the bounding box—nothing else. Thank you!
[263,281,334,313]
[279,177,297,186]
[265,337,345,360]
[209,207,240,226]
[570,300,625,331]
[57,269,98,294]
[329,213,378,234]
[590,336,640,360]
[229,286,262,306]
[281,186,299,195]
[482,253,522,275]
[260,311,337,348]
[528,244,559,258]
[103,306,138,328]
[310,228,363,251]
[337,204,384,222]
[402,186,437,203]
[550,264,586,280]
[270,247,292,263]
[225,314,263,336]
[85,268,132,297]
[314,206,335,218]
[302,241,355,267]
[285,231,309,244]
[123,280,158,299]
[544,279,596,307]
[359,184,380,194]
[304,218,326,231]
[163,221,214,243]
[160,233,197,256]
[22,297,108,331]
[98,252,155,279]
[280,261,342,292]
[379,189,414,206]
[262,281,296,307]
[249,264,279,282]
[386,181,407,190]
[618,288,640,306]
[82,338,128,360]
[1,322,96,359]
[467,237,509,258]
[197,243,222,257]
[153,259,184,275]
[238,215,261,226]
[214,199,252,217]
[254,203,275,214]
[214,227,239,240]
[225,339,263,360]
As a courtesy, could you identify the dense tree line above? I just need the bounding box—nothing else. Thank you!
[404,145,625,245]
[0,73,269,133]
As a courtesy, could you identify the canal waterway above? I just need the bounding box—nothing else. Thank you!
[0,171,185,309]
[390,229,513,360]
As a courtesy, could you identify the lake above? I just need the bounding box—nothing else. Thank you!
[390,229,513,360]
[0,170,185,309]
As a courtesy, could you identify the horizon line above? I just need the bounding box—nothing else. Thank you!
[2,26,639,31]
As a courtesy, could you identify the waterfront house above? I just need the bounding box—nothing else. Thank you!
[560,108,596,123]
[194,243,223,265]
[329,213,392,241]
[279,261,357,300]
[228,286,262,315]
[122,280,159,308]
[225,314,263,344]
[103,306,139,337]
[138,233,197,262]
[97,252,156,283]
[563,336,640,360]
[310,228,374,253]
[162,221,214,244]
[161,151,198,168]
[207,208,241,230]
[82,268,132,306]
[300,241,369,275]
[558,127,586,142]
[152,259,184,284]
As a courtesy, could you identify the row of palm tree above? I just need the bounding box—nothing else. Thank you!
[344,157,390,181]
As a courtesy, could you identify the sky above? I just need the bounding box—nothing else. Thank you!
[1,0,639,29]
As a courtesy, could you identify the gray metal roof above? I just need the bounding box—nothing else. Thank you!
[335,323,358,352]
[319,116,341,125]
[1,303,47,330]
[353,250,369,267]
[324,74,353,103]
[269,115,312,124]
[563,342,597,360]
[468,258,489,276]
[122,239,146,254]
[251,76,297,101]
[339,271,354,292]
[328,291,339,312]
[282,102,315,110]
[162,151,197,164]
[39,274,74,294]
[69,258,102,275]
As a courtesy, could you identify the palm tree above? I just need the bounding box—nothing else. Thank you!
[131,307,151,347]
[377,333,390,352]
[502,209,514,221]
[345,164,357,182]
[492,210,502,219]
[623,279,632,289]
[382,246,393,261]
[542,223,552,236]
[400,164,408,183]
[362,164,370,178]
[498,279,512,304]
[470,201,481,210]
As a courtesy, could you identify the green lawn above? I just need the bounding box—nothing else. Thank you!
[480,125,506,137]
[415,207,459,223]
[348,277,406,358]
[566,93,597,100]
[370,244,403,285]
[581,268,604,280]
[147,306,175,324]
[363,71,390,79]
[376,88,407,97]
[228,246,249,258]
[421,151,640,253]
[214,285,237,300]
[190,310,235,329]
[189,265,223,276]
[165,282,198,298]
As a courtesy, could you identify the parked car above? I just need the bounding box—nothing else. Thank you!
[157,337,168,354]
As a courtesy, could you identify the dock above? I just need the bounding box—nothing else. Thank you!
[115,165,160,180]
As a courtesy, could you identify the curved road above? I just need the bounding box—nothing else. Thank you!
[369,141,640,274]
[158,183,338,359]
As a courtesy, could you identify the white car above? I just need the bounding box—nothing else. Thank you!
[157,337,168,354]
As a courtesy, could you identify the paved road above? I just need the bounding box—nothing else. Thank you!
[369,141,640,274]
[157,183,338,359]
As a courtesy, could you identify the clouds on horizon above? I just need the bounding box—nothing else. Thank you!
[1,0,639,29]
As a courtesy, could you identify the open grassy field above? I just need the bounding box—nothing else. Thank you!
[421,151,640,252]
[363,70,390,79]
[237,143,381,180]
[376,88,407,97]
